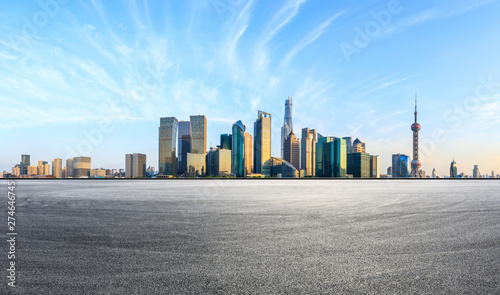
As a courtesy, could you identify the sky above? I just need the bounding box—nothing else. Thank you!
[1,0,500,177]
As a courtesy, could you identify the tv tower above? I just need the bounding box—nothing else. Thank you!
[411,93,421,178]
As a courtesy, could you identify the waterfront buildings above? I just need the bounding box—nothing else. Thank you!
[348,138,366,154]
[186,153,207,177]
[20,154,30,175]
[262,157,298,178]
[232,120,246,177]
[370,155,380,178]
[125,153,147,178]
[66,158,74,178]
[244,132,253,175]
[321,138,348,178]
[283,131,300,170]
[450,159,458,178]
[392,153,410,178]
[73,157,91,178]
[159,117,178,176]
[473,165,480,178]
[27,165,38,175]
[281,97,293,159]
[220,134,232,150]
[301,128,317,176]
[316,136,335,177]
[347,152,371,178]
[432,168,436,178]
[177,121,191,175]
[212,148,232,177]
[52,158,62,178]
[190,115,207,154]
[254,111,271,174]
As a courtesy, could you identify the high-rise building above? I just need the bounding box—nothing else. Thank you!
[432,168,436,178]
[342,137,353,150]
[215,148,232,177]
[159,117,178,176]
[66,158,74,178]
[38,161,48,175]
[11,165,20,177]
[347,152,371,178]
[178,121,191,175]
[190,115,207,154]
[370,155,380,178]
[20,154,30,175]
[27,165,38,175]
[348,138,365,153]
[411,94,422,178]
[125,153,147,178]
[281,97,293,159]
[450,159,458,178]
[283,131,300,170]
[186,153,207,177]
[392,153,410,178]
[254,110,271,174]
[232,120,246,177]
[262,157,298,178]
[220,134,232,150]
[322,138,347,178]
[316,136,335,177]
[73,157,91,178]
[387,166,392,176]
[52,158,62,178]
[473,165,480,178]
[207,147,217,177]
[301,128,317,176]
[244,132,253,175]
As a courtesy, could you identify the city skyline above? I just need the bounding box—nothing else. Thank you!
[1,0,500,175]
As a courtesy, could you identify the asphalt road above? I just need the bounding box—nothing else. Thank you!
[1,179,499,294]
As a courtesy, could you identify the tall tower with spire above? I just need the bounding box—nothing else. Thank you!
[281,97,293,158]
[411,94,421,178]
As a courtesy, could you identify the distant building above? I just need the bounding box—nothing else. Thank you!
[316,136,335,177]
[52,158,62,178]
[190,115,207,154]
[322,138,347,178]
[159,117,178,176]
[20,154,30,175]
[281,97,293,159]
[473,165,480,178]
[262,157,298,178]
[450,159,458,178]
[342,137,353,150]
[244,132,253,175]
[220,134,232,150]
[283,131,300,170]
[432,168,436,178]
[11,165,20,177]
[215,148,232,177]
[301,128,316,176]
[347,152,371,178]
[348,138,365,154]
[206,147,217,177]
[27,165,38,175]
[232,120,246,177]
[66,158,74,178]
[125,153,147,178]
[254,110,271,174]
[177,120,191,176]
[73,157,91,178]
[370,155,380,178]
[187,153,207,177]
[90,169,106,178]
[392,153,410,178]
[387,166,392,176]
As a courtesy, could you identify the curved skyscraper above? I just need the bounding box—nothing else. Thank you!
[281,97,293,158]
[411,94,422,178]
[232,120,246,177]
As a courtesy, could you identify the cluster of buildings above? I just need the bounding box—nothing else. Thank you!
[3,96,498,179]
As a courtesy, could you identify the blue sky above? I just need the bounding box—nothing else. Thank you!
[1,0,500,177]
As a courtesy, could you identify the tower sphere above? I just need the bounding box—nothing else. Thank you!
[411,123,421,132]
[411,159,421,168]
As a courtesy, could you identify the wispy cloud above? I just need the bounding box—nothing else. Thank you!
[360,74,421,97]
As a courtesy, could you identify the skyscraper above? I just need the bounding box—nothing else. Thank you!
[232,120,246,177]
[244,132,253,175]
[432,168,436,178]
[52,158,62,178]
[20,154,30,175]
[284,131,300,170]
[316,136,335,177]
[348,138,365,153]
[125,153,147,178]
[281,97,293,158]
[66,158,74,178]
[215,148,232,177]
[323,138,347,178]
[190,115,207,154]
[220,134,232,150]
[254,110,271,174]
[450,159,458,178]
[159,117,178,176]
[473,165,480,178]
[178,121,191,175]
[370,155,380,178]
[347,152,371,178]
[392,154,410,178]
[301,128,317,176]
[342,137,353,150]
[411,94,422,178]
[186,153,207,177]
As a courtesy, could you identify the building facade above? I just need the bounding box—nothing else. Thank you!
[220,134,232,150]
[254,111,271,174]
[159,117,178,176]
[52,158,62,178]
[301,128,317,176]
[177,121,191,176]
[392,154,410,178]
[283,131,300,170]
[281,97,293,159]
[215,148,232,177]
[370,155,380,178]
[232,120,246,177]
[316,136,335,177]
[126,153,147,178]
[323,138,347,178]
[347,152,371,178]
[450,160,458,178]
[190,115,207,154]
[262,157,298,178]
[187,153,207,177]
[473,165,480,178]
[20,154,30,175]
[244,132,253,175]
[66,158,74,178]
[73,157,91,178]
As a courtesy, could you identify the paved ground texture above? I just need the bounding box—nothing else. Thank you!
[1,179,499,294]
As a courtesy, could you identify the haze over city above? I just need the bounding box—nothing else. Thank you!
[1,0,500,176]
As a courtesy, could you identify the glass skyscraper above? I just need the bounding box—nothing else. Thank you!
[220,134,232,150]
[159,117,178,176]
[20,154,30,175]
[323,138,347,178]
[244,132,253,175]
[450,159,458,178]
[301,128,316,176]
[232,120,246,177]
[316,136,335,177]
[190,115,207,154]
[281,97,293,159]
[392,153,410,178]
[254,111,271,174]
[347,152,371,178]
[178,121,191,175]
[284,131,300,170]
[73,156,91,178]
